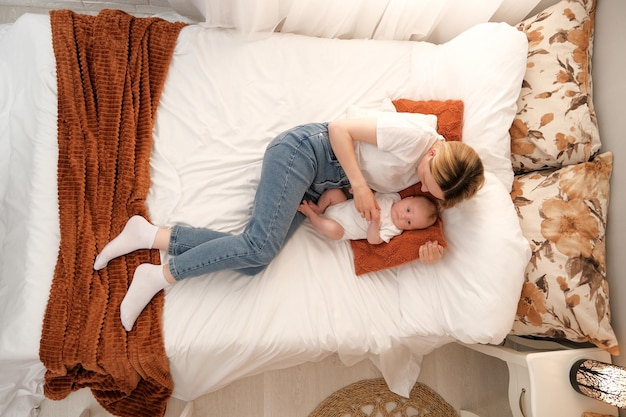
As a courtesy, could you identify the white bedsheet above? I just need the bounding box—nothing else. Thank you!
[152,21,531,400]
[0,12,531,415]
[0,14,58,417]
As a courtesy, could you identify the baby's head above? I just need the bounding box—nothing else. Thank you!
[391,195,439,231]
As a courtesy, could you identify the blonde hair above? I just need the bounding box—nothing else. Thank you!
[430,141,484,209]
[414,195,439,228]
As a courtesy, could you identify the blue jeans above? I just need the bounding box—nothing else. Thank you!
[167,123,350,279]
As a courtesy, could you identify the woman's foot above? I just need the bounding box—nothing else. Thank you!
[120,264,171,331]
[94,216,159,270]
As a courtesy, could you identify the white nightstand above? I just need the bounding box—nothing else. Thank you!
[460,336,618,417]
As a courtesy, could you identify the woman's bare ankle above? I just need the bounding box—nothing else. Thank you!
[152,228,172,251]
[163,264,176,284]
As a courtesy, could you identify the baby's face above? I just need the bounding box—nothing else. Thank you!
[391,197,435,231]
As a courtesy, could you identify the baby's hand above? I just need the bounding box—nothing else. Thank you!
[366,218,383,245]
[419,241,444,264]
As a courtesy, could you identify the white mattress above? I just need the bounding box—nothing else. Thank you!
[0,12,531,415]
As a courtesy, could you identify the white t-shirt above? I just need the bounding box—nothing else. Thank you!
[324,192,402,242]
[355,112,442,192]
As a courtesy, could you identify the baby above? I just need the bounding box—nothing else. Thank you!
[298,188,439,245]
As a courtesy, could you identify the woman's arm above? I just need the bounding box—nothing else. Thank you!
[328,119,380,221]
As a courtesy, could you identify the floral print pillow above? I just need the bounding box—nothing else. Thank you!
[510,152,618,354]
[510,0,600,173]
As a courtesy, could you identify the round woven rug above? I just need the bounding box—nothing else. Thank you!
[308,378,459,417]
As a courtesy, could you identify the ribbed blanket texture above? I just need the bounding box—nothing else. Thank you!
[40,9,185,417]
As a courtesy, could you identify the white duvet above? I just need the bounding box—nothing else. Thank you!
[0,13,531,415]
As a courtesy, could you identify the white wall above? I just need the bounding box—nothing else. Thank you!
[594,0,626,370]
[524,2,626,413]
[0,0,172,22]
[526,0,626,371]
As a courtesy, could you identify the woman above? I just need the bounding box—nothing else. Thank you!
[94,113,484,331]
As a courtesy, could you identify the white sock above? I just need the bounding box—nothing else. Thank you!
[120,264,170,331]
[94,216,159,270]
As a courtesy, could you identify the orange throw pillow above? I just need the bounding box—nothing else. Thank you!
[393,98,463,141]
[350,185,447,275]
[350,99,463,275]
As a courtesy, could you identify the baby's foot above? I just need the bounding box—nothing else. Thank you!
[298,200,322,217]
[298,201,313,217]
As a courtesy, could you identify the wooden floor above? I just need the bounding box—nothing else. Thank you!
[33,343,512,417]
[1,3,511,417]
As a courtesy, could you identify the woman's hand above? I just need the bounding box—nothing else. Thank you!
[419,241,444,264]
[352,184,380,222]
[328,119,380,220]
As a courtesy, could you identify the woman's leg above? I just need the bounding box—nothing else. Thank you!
[94,218,235,270]
[236,210,306,276]
[121,123,348,330]
[167,129,322,278]
[118,210,303,330]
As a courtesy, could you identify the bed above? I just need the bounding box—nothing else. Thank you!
[0,0,621,416]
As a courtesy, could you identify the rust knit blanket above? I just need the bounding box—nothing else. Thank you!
[40,10,185,417]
